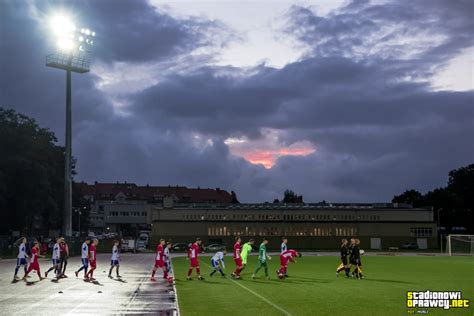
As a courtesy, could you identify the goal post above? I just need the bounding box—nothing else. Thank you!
[447,234,474,256]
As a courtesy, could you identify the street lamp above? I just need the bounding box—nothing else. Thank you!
[74,206,87,236]
[46,13,95,237]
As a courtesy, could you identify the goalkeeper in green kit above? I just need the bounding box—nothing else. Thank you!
[252,238,271,280]
[240,239,254,271]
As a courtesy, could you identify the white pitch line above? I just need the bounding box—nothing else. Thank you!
[170,258,180,316]
[203,262,293,316]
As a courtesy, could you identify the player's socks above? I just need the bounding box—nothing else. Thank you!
[187,268,192,277]
[210,270,216,276]
[196,267,201,275]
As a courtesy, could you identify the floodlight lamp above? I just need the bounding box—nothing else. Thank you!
[50,14,75,38]
[57,38,75,51]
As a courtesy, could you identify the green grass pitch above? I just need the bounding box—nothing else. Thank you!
[172,255,473,316]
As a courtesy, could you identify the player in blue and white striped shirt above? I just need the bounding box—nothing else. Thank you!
[108,240,121,278]
[281,237,288,253]
[281,237,289,277]
[164,242,173,275]
[45,237,61,278]
[210,250,227,277]
[13,237,29,280]
[75,239,90,279]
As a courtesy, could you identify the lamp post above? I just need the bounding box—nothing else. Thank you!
[46,14,95,237]
[74,208,82,235]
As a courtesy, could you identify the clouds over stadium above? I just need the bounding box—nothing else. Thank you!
[1,0,473,202]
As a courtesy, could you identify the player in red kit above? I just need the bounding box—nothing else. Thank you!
[231,236,242,279]
[186,237,204,280]
[277,249,301,280]
[85,239,98,281]
[151,239,169,282]
[22,241,45,281]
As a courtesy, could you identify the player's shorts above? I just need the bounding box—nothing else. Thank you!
[89,260,97,269]
[234,258,242,267]
[28,263,40,271]
[52,259,60,265]
[340,256,348,265]
[279,256,288,266]
[165,261,172,272]
[190,258,199,268]
[111,260,119,266]
[211,259,220,268]
[81,258,89,267]
[155,260,165,268]
[16,258,27,266]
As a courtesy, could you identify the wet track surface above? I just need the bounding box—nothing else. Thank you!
[0,253,178,315]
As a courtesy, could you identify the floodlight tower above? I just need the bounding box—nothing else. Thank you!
[46,14,95,237]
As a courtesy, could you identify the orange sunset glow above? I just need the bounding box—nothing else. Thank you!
[225,129,316,169]
[243,147,316,168]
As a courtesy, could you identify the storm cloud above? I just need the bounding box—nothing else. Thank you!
[1,0,473,203]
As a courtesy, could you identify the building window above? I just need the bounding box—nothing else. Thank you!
[410,227,432,237]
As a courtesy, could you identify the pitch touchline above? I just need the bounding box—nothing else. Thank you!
[203,262,293,316]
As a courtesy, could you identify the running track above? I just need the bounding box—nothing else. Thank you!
[0,253,178,315]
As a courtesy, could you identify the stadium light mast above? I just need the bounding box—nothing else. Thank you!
[46,14,95,237]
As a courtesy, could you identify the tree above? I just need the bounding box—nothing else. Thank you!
[392,189,424,207]
[0,108,69,235]
[282,189,303,203]
[447,164,474,210]
[392,163,474,233]
[231,190,240,204]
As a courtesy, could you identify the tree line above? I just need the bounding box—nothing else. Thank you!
[392,164,474,233]
[0,108,89,236]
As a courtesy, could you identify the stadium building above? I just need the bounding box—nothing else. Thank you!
[151,201,438,250]
[77,182,234,234]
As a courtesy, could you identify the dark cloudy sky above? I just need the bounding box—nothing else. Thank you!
[1,0,473,203]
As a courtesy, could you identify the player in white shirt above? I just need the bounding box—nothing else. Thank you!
[281,237,288,253]
[108,240,121,278]
[13,237,29,280]
[210,250,227,277]
[281,237,289,277]
[75,239,90,279]
[163,242,173,276]
[45,238,61,278]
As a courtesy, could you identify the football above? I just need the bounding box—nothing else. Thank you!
[278,273,284,279]
[360,249,365,255]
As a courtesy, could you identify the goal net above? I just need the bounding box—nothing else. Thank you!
[447,235,474,256]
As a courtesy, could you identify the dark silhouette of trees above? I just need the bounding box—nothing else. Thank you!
[393,189,424,207]
[282,189,303,203]
[393,164,474,233]
[0,108,70,235]
[231,190,240,204]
